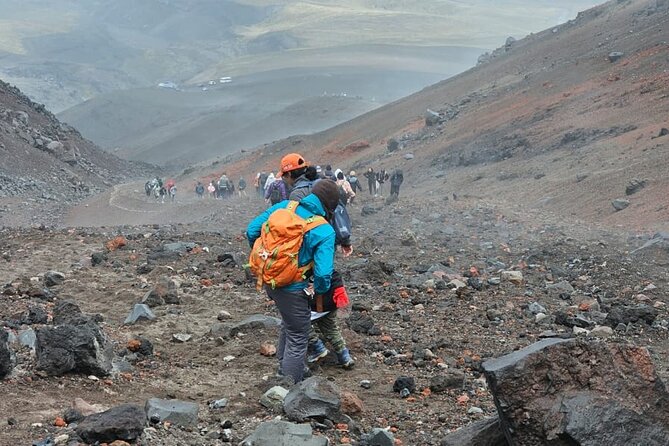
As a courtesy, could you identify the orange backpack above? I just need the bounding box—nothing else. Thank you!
[249,201,327,290]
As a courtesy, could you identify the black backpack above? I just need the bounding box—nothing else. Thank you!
[269,182,282,204]
[338,184,349,205]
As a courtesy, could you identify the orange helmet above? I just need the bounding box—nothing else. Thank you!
[280,153,308,173]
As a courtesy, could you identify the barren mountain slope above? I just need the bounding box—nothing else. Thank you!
[207,0,669,232]
[0,80,154,226]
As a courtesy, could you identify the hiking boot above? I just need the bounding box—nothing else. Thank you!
[277,365,312,380]
[307,339,329,363]
[336,348,355,369]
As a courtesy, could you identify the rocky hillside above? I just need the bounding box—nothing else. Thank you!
[0,80,154,226]
[211,0,669,232]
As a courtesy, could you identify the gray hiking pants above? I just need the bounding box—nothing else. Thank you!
[266,286,311,383]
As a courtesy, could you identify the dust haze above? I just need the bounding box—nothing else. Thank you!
[0,0,601,166]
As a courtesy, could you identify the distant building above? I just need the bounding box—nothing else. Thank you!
[158,82,178,90]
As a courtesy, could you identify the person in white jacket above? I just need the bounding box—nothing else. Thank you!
[264,172,275,194]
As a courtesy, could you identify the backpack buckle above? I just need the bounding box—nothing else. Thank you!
[259,249,270,260]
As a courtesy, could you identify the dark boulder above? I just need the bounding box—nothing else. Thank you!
[76,404,145,443]
[483,338,669,445]
[44,271,65,287]
[348,312,380,335]
[393,376,416,394]
[35,324,113,376]
[605,304,657,327]
[430,370,465,393]
[141,277,180,307]
[283,376,341,422]
[608,51,624,62]
[625,178,647,196]
[24,305,48,325]
[91,251,107,266]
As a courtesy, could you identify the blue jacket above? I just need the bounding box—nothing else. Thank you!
[246,194,336,294]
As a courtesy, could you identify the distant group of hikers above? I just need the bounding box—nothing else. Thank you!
[363,167,404,198]
[144,177,177,203]
[256,163,405,209]
[147,162,404,210]
[194,173,248,200]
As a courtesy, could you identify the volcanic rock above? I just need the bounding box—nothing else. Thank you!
[145,398,199,427]
[393,376,416,394]
[240,420,328,446]
[482,338,669,445]
[260,386,289,411]
[430,370,465,393]
[362,428,395,446]
[500,271,523,285]
[605,304,657,327]
[612,198,630,211]
[35,323,113,376]
[283,376,342,422]
[44,271,65,287]
[608,51,624,62]
[626,178,647,195]
[76,404,145,443]
[141,277,180,307]
[124,304,156,325]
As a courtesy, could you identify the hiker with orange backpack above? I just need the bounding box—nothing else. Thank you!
[276,154,355,368]
[246,180,340,383]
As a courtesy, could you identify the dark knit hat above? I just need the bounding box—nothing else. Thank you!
[312,179,339,212]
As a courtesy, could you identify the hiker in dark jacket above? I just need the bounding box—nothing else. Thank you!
[278,153,318,202]
[238,177,248,198]
[376,169,389,196]
[195,182,205,198]
[323,165,336,181]
[390,169,404,198]
[257,172,269,197]
[364,168,376,195]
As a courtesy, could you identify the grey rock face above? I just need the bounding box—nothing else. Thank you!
[612,198,630,211]
[44,270,65,287]
[430,370,465,393]
[483,338,669,445]
[363,428,395,446]
[145,398,199,427]
[260,386,289,411]
[124,304,156,325]
[240,420,328,446]
[608,51,624,62]
[283,376,341,422]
